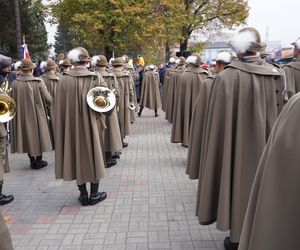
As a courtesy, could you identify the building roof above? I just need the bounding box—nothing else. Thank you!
[205,42,231,49]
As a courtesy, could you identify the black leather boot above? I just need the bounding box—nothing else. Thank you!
[122,141,128,148]
[78,184,88,206]
[105,152,117,168]
[89,183,107,205]
[28,154,36,169]
[154,109,158,117]
[111,151,120,159]
[137,106,143,117]
[35,156,48,169]
[224,237,239,250]
[0,184,14,206]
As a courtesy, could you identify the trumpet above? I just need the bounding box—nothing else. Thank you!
[87,86,116,113]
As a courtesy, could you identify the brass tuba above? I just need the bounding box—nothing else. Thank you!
[0,78,16,123]
[87,86,116,113]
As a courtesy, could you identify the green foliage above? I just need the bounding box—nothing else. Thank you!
[21,0,50,61]
[50,0,188,59]
[180,0,249,52]
[54,24,78,55]
[0,0,49,61]
[0,1,19,58]
[50,0,249,59]
[189,42,207,53]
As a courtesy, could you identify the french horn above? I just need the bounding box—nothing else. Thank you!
[87,86,116,113]
[0,78,16,123]
[0,93,16,123]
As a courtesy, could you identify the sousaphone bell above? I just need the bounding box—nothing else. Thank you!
[87,86,116,113]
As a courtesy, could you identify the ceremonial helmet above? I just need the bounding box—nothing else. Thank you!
[230,27,263,54]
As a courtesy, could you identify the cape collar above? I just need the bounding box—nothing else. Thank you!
[286,58,300,71]
[227,59,283,76]
[65,67,97,77]
[95,68,114,77]
[185,66,209,74]
[42,73,59,80]
[17,75,40,81]
[111,69,130,77]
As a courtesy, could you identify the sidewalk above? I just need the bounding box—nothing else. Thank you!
[1,109,226,250]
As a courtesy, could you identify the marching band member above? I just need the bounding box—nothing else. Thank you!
[194,28,285,250]
[138,65,162,117]
[283,37,300,99]
[171,54,209,147]
[54,47,107,206]
[11,59,52,169]
[92,55,122,165]
[111,57,134,148]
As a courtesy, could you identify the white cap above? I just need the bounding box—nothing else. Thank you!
[169,57,176,63]
[215,51,232,63]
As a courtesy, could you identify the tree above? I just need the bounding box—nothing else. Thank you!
[180,0,249,53]
[54,24,77,56]
[50,0,187,60]
[0,0,49,60]
[0,1,19,58]
[20,0,49,61]
[14,0,22,53]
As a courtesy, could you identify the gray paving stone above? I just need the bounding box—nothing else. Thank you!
[1,109,228,249]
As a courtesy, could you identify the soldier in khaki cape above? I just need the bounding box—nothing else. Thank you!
[239,93,300,250]
[171,54,209,147]
[283,37,300,99]
[0,211,13,250]
[111,57,134,148]
[40,60,60,146]
[138,65,162,117]
[92,55,122,166]
[54,47,107,206]
[59,59,72,75]
[162,57,177,112]
[165,57,186,123]
[0,91,13,206]
[186,51,232,180]
[40,60,60,98]
[194,28,285,250]
[122,55,138,124]
[11,59,52,169]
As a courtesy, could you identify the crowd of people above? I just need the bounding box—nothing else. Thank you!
[0,26,300,250]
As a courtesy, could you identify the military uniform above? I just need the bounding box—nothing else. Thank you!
[0,90,13,206]
[93,55,122,166]
[138,65,162,117]
[54,47,107,206]
[11,59,52,169]
[111,58,135,144]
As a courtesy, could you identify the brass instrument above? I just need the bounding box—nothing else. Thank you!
[87,86,116,113]
[0,78,16,123]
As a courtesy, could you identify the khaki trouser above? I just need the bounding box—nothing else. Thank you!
[0,136,8,185]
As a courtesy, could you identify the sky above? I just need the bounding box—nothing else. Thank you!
[46,0,299,46]
[246,0,299,45]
